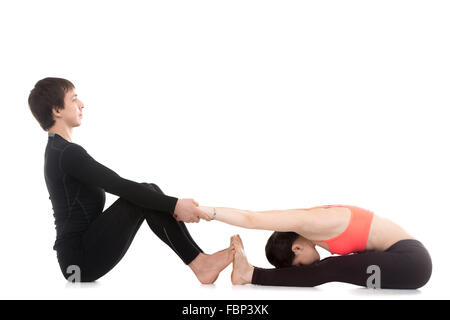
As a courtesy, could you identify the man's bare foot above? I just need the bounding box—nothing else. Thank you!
[231,235,254,285]
[189,246,235,284]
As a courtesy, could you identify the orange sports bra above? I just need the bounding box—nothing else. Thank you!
[310,204,374,255]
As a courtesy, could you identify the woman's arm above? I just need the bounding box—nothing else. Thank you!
[198,206,254,229]
[198,206,314,232]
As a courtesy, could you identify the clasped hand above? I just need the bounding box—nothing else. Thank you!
[173,198,211,223]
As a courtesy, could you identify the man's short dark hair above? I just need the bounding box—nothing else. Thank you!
[28,77,75,131]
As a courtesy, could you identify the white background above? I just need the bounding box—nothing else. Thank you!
[0,0,449,300]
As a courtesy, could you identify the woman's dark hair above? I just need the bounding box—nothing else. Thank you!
[265,231,300,268]
[28,77,75,131]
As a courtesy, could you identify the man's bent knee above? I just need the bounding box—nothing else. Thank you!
[140,182,164,194]
[140,182,151,187]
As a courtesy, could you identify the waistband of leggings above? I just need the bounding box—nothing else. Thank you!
[386,239,426,251]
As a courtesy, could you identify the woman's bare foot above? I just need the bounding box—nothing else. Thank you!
[189,246,235,284]
[231,235,254,285]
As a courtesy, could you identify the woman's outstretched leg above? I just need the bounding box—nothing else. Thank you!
[231,235,431,289]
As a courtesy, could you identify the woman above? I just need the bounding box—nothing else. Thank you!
[200,204,432,289]
[28,77,234,283]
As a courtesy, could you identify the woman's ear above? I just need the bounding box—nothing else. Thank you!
[291,242,304,254]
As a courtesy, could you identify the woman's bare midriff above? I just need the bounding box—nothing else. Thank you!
[366,215,416,251]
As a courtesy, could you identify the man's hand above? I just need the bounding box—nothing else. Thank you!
[173,198,212,223]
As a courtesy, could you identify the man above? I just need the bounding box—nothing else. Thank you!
[28,77,234,282]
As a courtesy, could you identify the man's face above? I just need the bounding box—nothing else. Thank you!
[57,88,84,127]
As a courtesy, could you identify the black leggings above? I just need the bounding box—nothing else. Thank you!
[252,239,432,289]
[56,183,203,282]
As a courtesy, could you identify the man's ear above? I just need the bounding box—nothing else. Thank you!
[52,106,62,119]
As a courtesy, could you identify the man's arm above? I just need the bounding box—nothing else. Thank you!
[60,143,179,214]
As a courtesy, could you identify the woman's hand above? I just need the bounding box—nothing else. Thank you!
[173,199,212,223]
[197,206,215,221]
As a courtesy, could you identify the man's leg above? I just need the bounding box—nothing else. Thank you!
[144,183,203,255]
[140,183,204,264]
[77,182,203,282]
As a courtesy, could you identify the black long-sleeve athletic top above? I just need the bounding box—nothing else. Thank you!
[44,132,179,250]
